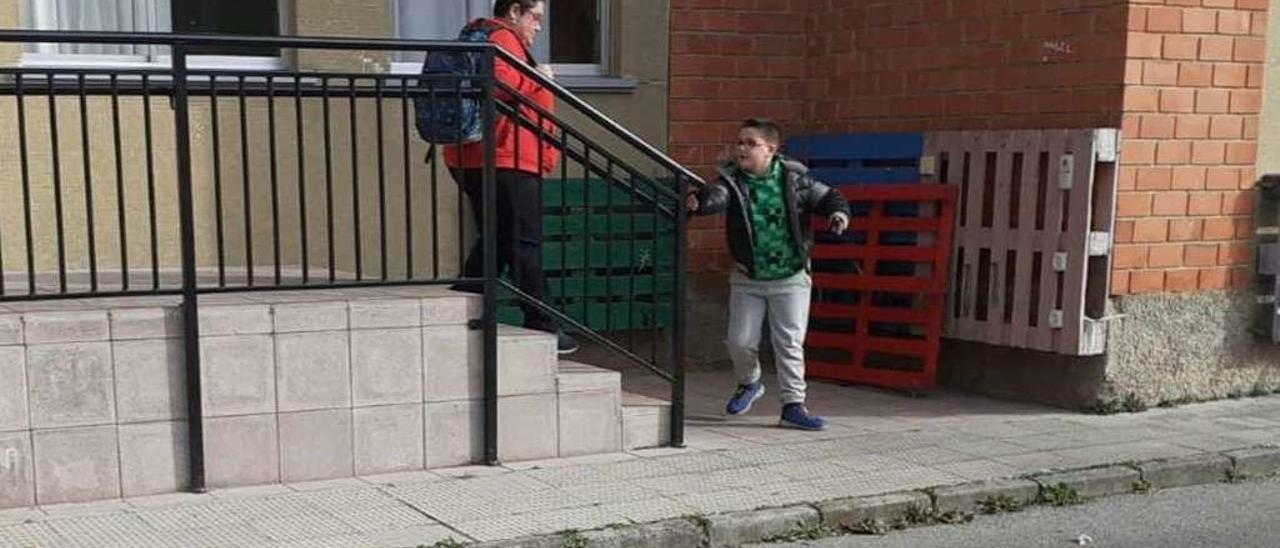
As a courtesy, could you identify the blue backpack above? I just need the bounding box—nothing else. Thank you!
[415,20,537,148]
[413,21,495,145]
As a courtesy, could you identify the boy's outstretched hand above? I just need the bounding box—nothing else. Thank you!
[686,193,700,213]
[828,212,849,235]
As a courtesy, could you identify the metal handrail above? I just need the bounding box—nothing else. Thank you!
[0,29,704,183]
[0,29,704,190]
[0,29,490,52]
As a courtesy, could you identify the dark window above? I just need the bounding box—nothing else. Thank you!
[550,0,600,65]
[172,0,280,56]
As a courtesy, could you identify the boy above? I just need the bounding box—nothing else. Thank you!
[686,119,850,430]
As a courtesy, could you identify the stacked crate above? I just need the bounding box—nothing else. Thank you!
[498,178,677,332]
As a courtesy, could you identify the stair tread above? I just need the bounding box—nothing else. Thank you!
[557,361,621,393]
[557,361,618,375]
[621,391,671,450]
[497,324,557,339]
[621,392,671,408]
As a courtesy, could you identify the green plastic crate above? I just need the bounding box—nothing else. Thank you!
[518,178,679,331]
[497,299,675,331]
[542,238,675,270]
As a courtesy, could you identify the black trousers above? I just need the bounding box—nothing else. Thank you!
[454,168,555,333]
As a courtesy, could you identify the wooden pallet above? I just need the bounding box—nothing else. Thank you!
[922,129,1119,356]
[786,133,923,184]
[805,184,957,392]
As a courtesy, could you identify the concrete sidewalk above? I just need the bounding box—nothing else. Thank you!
[3,366,1279,547]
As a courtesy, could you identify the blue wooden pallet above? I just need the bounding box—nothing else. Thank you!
[787,132,924,242]
[786,132,923,185]
[791,132,926,313]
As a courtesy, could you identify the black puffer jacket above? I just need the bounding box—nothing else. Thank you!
[692,157,850,277]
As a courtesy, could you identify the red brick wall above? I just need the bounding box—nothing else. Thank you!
[669,0,812,271]
[1110,0,1267,295]
[803,0,1129,134]
[669,0,811,176]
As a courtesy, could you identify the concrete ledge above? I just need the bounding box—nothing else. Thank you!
[474,520,705,548]
[1032,466,1141,499]
[1136,454,1233,489]
[816,491,932,529]
[930,479,1040,515]
[706,505,820,548]
[474,536,564,548]
[1225,447,1280,479]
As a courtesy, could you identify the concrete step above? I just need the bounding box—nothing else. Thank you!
[621,392,672,450]
[492,327,561,463]
[557,361,622,393]
[555,361,622,457]
[496,325,558,396]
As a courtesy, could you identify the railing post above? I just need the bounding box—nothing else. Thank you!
[172,43,207,492]
[671,175,688,448]
[480,48,500,465]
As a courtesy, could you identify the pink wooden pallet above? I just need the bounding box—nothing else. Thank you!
[922,129,1119,356]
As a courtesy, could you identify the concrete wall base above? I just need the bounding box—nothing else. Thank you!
[942,290,1280,410]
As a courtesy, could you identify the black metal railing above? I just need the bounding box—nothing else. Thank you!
[0,30,699,491]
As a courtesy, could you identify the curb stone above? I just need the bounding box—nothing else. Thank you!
[1031,465,1140,500]
[579,519,703,548]
[1223,446,1280,479]
[475,450,1266,547]
[929,479,1040,515]
[473,535,564,548]
[706,505,820,548]
[1136,454,1233,489]
[815,491,932,530]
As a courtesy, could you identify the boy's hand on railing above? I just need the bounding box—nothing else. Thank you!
[828,212,849,235]
[685,193,700,213]
[535,64,555,80]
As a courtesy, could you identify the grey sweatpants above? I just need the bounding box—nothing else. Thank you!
[725,269,811,405]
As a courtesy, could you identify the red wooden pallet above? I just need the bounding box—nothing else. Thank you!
[804,184,957,392]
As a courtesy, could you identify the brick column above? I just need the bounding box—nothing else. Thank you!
[1113,0,1268,295]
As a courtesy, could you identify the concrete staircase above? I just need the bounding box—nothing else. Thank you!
[499,326,671,460]
[556,361,672,455]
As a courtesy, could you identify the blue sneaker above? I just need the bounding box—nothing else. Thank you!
[725,382,765,416]
[779,403,827,431]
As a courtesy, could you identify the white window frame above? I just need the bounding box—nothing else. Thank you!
[390,0,610,77]
[541,0,610,77]
[389,0,490,74]
[20,0,289,71]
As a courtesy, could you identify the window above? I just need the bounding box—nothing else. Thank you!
[545,0,608,76]
[172,0,281,57]
[395,0,490,44]
[22,0,282,68]
[394,0,609,76]
[392,0,490,70]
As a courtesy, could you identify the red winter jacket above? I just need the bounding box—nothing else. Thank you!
[443,19,560,176]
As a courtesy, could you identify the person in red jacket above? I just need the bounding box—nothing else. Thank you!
[444,0,575,354]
